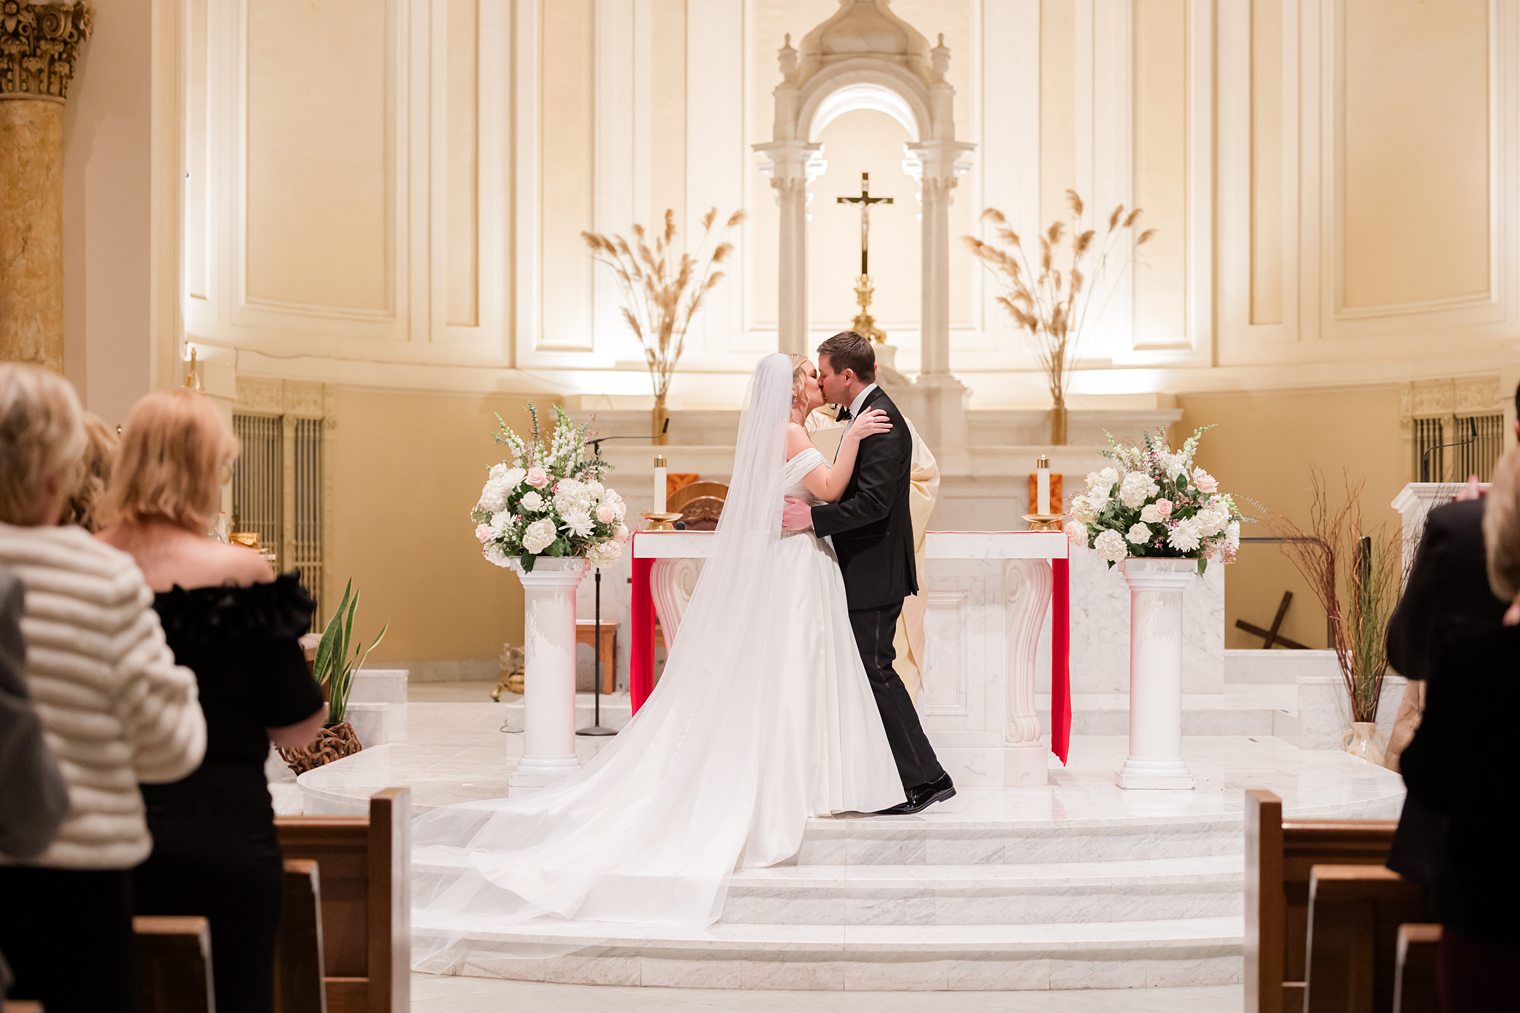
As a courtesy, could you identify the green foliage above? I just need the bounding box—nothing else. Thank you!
[313,579,389,725]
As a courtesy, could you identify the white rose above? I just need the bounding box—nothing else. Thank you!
[1086,467,1120,498]
[1126,522,1152,545]
[586,540,622,567]
[1167,518,1202,553]
[519,490,545,513]
[561,510,594,538]
[1192,467,1218,493]
[585,480,605,499]
[1119,472,1159,510]
[1065,520,1089,545]
[1094,529,1128,564]
[522,518,557,554]
[1195,505,1228,537]
[483,542,511,568]
[1139,502,1164,524]
[1070,494,1099,524]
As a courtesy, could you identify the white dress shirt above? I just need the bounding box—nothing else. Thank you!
[843,383,879,430]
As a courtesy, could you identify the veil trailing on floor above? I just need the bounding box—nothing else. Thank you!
[411,353,794,970]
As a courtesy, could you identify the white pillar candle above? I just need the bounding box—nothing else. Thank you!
[653,455,668,514]
[1036,456,1051,515]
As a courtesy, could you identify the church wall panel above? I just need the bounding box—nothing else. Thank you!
[1131,0,1188,348]
[444,0,480,328]
[243,0,395,316]
[1249,0,1284,328]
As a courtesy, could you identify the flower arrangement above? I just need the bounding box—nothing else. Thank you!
[1065,427,1244,574]
[471,405,629,573]
[963,190,1155,443]
[582,207,746,443]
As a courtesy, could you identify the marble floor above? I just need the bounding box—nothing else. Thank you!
[409,975,1243,1011]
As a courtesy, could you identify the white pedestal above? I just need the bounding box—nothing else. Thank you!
[1116,558,1196,790]
[508,558,587,793]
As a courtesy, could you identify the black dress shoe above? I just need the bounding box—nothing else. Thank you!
[873,773,956,816]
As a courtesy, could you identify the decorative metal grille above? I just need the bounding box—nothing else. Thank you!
[292,418,325,614]
[1455,413,1505,483]
[231,414,283,563]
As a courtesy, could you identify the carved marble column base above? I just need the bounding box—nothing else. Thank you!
[0,100,65,372]
[1003,743,1048,786]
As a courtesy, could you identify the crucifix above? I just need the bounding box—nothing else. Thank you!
[836,172,894,344]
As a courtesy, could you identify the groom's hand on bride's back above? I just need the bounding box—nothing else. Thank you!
[782,497,814,532]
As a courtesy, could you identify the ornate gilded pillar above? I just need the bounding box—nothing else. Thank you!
[0,2,93,372]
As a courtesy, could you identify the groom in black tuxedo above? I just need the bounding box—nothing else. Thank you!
[781,331,954,815]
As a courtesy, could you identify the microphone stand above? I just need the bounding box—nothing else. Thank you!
[1419,417,1479,483]
[576,418,670,737]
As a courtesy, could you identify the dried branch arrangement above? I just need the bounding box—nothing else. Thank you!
[962,190,1155,416]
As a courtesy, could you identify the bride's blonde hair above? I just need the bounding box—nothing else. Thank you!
[789,354,811,410]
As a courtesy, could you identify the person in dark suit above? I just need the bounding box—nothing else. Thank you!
[1385,407,1520,1010]
[781,331,954,815]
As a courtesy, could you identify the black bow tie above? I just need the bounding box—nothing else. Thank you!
[836,406,852,422]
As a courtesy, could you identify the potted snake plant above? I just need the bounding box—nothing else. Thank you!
[279,579,388,774]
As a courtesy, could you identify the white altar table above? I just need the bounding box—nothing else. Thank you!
[629,530,1071,786]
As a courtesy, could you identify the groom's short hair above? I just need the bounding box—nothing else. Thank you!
[817,331,876,384]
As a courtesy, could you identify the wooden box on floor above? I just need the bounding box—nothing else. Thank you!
[276,787,410,1013]
[1245,789,1400,1013]
[132,915,214,1013]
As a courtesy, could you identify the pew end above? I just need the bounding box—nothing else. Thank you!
[1393,923,1441,1013]
[132,915,214,1013]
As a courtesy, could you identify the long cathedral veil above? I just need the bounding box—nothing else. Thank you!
[411,353,793,970]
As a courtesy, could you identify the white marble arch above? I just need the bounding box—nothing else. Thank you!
[754,0,975,449]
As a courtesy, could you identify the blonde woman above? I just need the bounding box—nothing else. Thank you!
[59,411,119,531]
[99,389,325,1013]
[0,364,206,1013]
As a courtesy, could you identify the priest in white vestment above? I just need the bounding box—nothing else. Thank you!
[807,405,939,701]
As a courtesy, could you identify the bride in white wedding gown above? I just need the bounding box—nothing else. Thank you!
[411,353,906,967]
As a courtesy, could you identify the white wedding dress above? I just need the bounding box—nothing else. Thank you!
[411,354,904,970]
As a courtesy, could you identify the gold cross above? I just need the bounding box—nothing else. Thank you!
[836,172,894,277]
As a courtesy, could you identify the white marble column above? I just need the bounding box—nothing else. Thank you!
[1116,558,1195,790]
[1003,559,1051,786]
[756,140,822,355]
[509,558,588,793]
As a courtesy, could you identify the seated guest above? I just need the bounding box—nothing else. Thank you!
[0,566,68,860]
[99,389,326,1013]
[0,364,207,1013]
[59,410,119,532]
[1397,444,1520,1012]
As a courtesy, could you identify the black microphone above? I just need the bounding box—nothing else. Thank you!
[585,418,670,455]
[1419,417,1479,482]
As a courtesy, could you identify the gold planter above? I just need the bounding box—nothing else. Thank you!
[1049,399,1069,446]
[652,392,670,445]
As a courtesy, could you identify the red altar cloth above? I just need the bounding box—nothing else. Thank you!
[629,531,1073,765]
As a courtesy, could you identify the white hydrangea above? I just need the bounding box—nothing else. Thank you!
[1167,518,1202,553]
[554,479,595,517]
[519,490,546,514]
[477,476,512,513]
[1094,529,1128,564]
[522,518,557,554]
[1119,471,1159,510]
[561,510,594,538]
[1126,522,1152,545]
[1065,520,1089,544]
[1069,494,1099,524]
[1086,467,1120,498]
[586,540,622,567]
[483,542,511,568]
[1194,502,1230,536]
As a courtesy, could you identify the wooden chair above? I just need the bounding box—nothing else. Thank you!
[667,481,727,530]
[275,859,328,1013]
[1392,924,1441,1013]
[1246,789,1400,1013]
[1304,865,1428,1012]
[131,915,214,1013]
[275,787,410,1013]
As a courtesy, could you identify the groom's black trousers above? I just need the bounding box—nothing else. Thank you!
[848,602,945,791]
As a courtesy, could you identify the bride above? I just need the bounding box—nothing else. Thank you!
[412,353,905,964]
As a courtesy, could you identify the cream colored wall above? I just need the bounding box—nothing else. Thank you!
[1177,386,1408,652]
[327,389,548,665]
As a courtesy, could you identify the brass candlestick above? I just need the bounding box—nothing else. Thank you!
[642,512,682,531]
[1021,513,1065,532]
[851,274,887,345]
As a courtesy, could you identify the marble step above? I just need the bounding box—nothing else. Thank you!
[1034,694,1292,737]
[719,857,1242,926]
[412,913,1243,990]
[350,667,409,705]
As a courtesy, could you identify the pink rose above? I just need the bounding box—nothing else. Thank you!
[525,467,549,489]
[596,504,616,524]
[1155,499,1173,519]
[1192,468,1218,493]
[474,523,492,544]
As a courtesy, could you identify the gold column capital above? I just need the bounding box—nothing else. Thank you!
[0,1,93,103]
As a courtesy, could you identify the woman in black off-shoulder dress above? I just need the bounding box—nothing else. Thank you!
[98,389,327,1013]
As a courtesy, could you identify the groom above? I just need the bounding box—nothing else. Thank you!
[781,331,955,815]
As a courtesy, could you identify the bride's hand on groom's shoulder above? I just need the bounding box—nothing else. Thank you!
[781,497,814,532]
[845,408,892,441]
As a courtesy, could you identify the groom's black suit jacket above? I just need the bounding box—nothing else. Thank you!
[810,386,918,611]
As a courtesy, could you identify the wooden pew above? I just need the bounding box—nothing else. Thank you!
[1246,789,1400,1013]
[1393,924,1441,1013]
[1304,865,1428,1012]
[275,859,328,1013]
[276,787,410,1013]
[131,915,214,1013]
[2,1003,44,1013]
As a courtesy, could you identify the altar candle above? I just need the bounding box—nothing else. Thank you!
[1036,456,1051,515]
[653,455,668,514]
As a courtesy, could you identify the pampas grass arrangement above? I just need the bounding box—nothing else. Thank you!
[582,208,746,442]
[962,189,1155,443]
